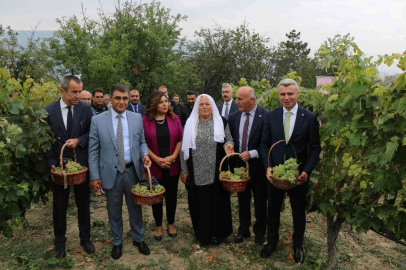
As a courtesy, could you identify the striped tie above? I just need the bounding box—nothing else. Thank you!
[117,115,125,173]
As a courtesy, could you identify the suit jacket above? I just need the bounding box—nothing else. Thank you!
[217,100,239,118]
[142,115,183,179]
[43,99,94,168]
[260,105,321,176]
[127,103,145,117]
[88,110,148,189]
[228,106,268,182]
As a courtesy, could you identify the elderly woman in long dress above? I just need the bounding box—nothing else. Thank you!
[180,94,234,246]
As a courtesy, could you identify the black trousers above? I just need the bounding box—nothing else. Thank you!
[53,178,91,245]
[152,174,179,227]
[237,177,267,237]
[267,180,308,248]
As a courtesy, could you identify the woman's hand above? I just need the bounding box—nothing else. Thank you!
[181,173,190,185]
[158,157,171,169]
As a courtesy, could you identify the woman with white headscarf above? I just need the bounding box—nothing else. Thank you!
[180,94,234,246]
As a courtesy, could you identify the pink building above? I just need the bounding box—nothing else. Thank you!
[316,76,333,94]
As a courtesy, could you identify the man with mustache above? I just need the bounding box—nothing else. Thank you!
[217,84,239,120]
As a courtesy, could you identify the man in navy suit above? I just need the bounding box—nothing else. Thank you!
[217,84,239,120]
[260,79,321,263]
[127,89,145,116]
[228,87,268,245]
[43,76,95,258]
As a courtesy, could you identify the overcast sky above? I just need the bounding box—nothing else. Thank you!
[1,0,405,75]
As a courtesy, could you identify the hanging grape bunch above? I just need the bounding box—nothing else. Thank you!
[54,161,83,173]
[220,167,248,180]
[272,158,299,184]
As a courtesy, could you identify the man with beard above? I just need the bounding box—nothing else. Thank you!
[91,89,109,115]
[127,89,145,116]
[181,90,197,126]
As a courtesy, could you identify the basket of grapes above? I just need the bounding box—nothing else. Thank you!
[51,143,88,186]
[219,153,250,193]
[267,140,299,190]
[131,165,165,205]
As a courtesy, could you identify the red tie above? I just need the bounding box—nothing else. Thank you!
[241,113,250,152]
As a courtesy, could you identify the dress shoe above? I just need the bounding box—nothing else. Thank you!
[133,240,150,255]
[80,240,95,254]
[234,233,250,243]
[260,243,277,258]
[254,235,265,246]
[294,247,305,263]
[55,243,66,259]
[111,245,122,260]
[167,228,177,238]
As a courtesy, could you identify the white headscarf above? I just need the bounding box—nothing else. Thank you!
[181,94,225,160]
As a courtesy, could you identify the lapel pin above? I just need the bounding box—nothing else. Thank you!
[302,113,304,116]
[259,115,262,117]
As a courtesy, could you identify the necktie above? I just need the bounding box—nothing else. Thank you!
[284,111,292,142]
[224,102,229,119]
[117,115,125,173]
[241,113,250,152]
[67,106,73,138]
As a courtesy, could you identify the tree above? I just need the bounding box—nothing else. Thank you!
[272,30,320,88]
[46,1,201,100]
[187,21,274,102]
[0,68,58,237]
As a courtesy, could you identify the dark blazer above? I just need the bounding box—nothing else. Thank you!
[228,106,268,181]
[217,100,239,118]
[260,105,321,176]
[43,99,94,168]
[127,103,145,117]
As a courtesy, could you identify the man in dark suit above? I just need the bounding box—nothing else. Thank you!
[158,85,183,123]
[91,89,109,115]
[127,89,145,116]
[260,79,321,263]
[43,76,95,259]
[228,87,268,245]
[181,90,197,126]
[217,84,239,120]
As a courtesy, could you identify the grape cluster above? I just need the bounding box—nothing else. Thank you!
[220,167,248,180]
[54,161,83,173]
[272,158,299,184]
[132,183,164,195]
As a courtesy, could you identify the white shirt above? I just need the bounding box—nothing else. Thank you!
[238,105,258,159]
[111,109,132,164]
[283,103,298,140]
[221,100,233,118]
[60,98,74,130]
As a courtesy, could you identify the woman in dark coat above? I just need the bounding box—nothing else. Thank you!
[180,94,234,246]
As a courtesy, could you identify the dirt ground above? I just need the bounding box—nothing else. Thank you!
[1,181,406,270]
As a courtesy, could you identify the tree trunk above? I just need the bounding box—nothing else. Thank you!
[326,213,345,270]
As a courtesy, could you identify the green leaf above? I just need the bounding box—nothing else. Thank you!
[349,133,367,146]
[16,144,27,158]
[351,83,368,98]
[371,86,387,98]
[360,181,367,189]
[47,257,59,265]
[353,66,363,77]
[382,136,399,163]
[328,94,339,102]
[8,100,24,114]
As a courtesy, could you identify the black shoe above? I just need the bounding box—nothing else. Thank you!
[234,233,250,243]
[211,237,225,246]
[167,228,177,238]
[55,243,66,259]
[133,241,150,255]
[260,243,277,258]
[111,245,122,260]
[154,235,162,241]
[80,240,95,254]
[255,235,265,246]
[294,247,305,263]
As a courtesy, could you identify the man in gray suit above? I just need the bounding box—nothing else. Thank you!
[88,84,152,260]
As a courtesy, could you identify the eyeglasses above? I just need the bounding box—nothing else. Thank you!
[113,96,129,101]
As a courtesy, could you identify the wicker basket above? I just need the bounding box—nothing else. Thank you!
[131,165,165,206]
[267,140,299,190]
[219,152,250,193]
[51,143,87,187]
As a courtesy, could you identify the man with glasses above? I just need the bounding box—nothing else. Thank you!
[89,84,152,260]
[92,89,109,115]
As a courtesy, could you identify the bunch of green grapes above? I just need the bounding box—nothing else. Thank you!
[132,183,150,194]
[273,158,299,184]
[54,161,82,173]
[65,161,83,173]
[153,185,165,193]
[231,174,241,180]
[220,171,233,180]
[234,167,248,179]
